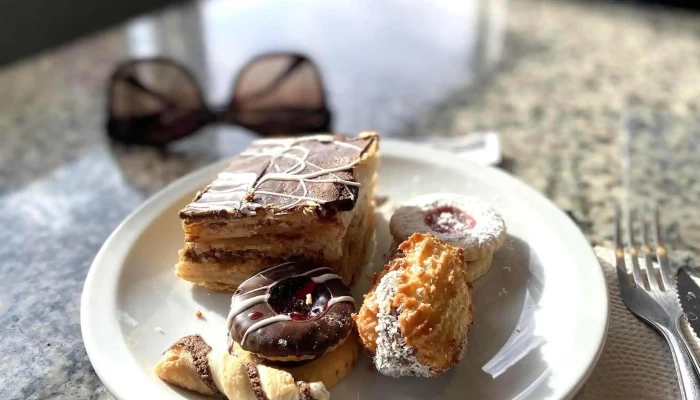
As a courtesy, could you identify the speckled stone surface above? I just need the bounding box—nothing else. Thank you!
[0,0,698,399]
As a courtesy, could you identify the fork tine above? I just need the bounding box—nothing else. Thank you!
[651,204,674,289]
[614,201,633,289]
[625,205,646,289]
[641,208,661,291]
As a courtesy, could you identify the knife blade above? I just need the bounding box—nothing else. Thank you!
[677,266,700,337]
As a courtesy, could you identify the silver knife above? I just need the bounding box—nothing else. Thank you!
[675,266,700,376]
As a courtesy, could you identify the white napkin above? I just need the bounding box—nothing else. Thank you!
[410,132,502,166]
[577,247,700,399]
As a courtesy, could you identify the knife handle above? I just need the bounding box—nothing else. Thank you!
[673,317,700,383]
[659,320,700,400]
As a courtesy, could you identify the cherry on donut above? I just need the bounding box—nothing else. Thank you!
[268,276,331,321]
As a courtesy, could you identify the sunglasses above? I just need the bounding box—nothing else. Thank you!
[106,53,332,146]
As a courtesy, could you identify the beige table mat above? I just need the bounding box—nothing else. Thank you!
[575,247,700,399]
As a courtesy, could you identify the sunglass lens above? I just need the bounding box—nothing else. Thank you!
[107,60,206,145]
[229,54,330,136]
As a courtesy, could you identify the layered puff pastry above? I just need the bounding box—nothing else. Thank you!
[176,133,379,290]
[354,233,474,377]
[155,334,330,400]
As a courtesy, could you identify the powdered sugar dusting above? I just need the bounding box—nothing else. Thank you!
[373,271,431,377]
[390,193,506,259]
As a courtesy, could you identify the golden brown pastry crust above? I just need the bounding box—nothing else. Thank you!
[354,233,474,376]
[155,334,330,400]
[390,235,496,282]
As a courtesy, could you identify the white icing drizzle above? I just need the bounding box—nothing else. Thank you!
[225,294,268,332]
[297,267,332,278]
[187,136,366,212]
[227,263,352,346]
[311,273,342,283]
[225,262,298,331]
[327,296,356,307]
[241,315,292,346]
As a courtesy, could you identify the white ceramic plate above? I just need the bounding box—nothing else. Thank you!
[81,140,608,400]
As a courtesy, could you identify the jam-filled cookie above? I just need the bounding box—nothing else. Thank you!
[227,261,356,363]
[354,233,474,377]
[390,193,506,280]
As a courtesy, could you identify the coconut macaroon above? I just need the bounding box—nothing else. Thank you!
[353,233,474,377]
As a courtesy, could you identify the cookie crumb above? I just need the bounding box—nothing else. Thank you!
[155,327,164,334]
[305,293,312,305]
[195,310,203,318]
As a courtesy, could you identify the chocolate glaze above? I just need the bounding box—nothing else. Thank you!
[180,134,377,220]
[227,261,356,359]
[169,334,221,396]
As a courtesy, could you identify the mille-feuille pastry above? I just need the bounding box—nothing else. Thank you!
[176,133,379,290]
[156,334,330,400]
[226,261,359,387]
[390,193,506,281]
[354,233,473,377]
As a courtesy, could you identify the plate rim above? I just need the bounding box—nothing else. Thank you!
[81,139,608,400]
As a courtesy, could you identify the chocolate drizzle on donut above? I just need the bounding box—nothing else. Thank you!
[227,261,356,359]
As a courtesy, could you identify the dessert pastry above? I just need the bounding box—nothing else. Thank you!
[354,233,473,377]
[390,193,506,280]
[176,132,379,290]
[231,334,360,389]
[156,334,330,400]
[227,261,356,362]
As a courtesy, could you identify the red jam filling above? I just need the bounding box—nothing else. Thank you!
[248,311,263,320]
[424,206,476,234]
[268,276,331,321]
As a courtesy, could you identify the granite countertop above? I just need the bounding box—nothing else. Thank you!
[1,0,699,398]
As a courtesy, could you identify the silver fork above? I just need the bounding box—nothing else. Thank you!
[614,202,700,399]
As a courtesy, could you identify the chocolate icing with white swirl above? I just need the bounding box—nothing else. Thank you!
[226,261,356,359]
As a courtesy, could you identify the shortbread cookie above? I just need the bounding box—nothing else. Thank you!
[354,233,474,377]
[227,261,356,362]
[390,193,506,261]
[155,334,329,400]
[232,334,360,389]
[466,254,494,282]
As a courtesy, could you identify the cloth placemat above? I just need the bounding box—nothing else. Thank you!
[576,247,700,399]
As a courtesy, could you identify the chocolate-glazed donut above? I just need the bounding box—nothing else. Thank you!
[226,261,356,361]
